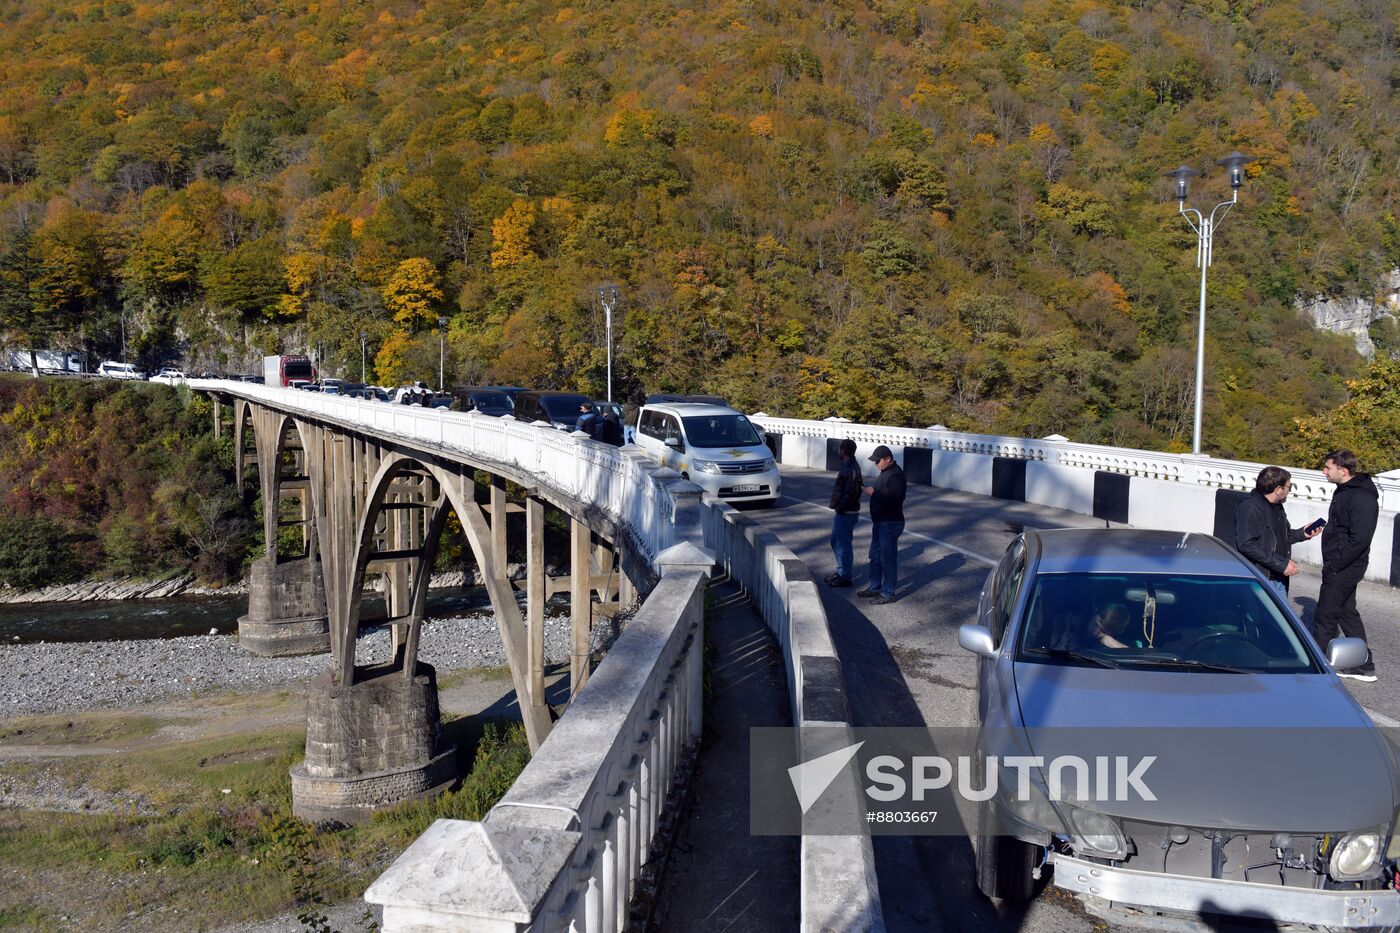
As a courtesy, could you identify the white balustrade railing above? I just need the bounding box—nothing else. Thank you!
[751,414,1400,510]
[198,380,685,569]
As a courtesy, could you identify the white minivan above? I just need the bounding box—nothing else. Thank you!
[97,361,146,380]
[633,402,781,506]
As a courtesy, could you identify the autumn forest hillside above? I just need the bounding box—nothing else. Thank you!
[1,0,1398,463]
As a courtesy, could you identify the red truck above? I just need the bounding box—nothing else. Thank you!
[262,355,317,388]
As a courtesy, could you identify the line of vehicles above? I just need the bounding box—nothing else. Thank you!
[257,357,786,508]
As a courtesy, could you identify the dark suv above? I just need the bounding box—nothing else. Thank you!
[512,391,593,430]
[450,386,515,417]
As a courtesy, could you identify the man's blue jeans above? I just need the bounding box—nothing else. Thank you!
[831,512,858,578]
[1264,578,1287,602]
[868,520,904,598]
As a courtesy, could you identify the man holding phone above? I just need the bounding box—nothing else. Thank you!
[1317,449,1380,681]
[1234,466,1321,601]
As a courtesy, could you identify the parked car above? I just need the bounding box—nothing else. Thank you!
[633,401,779,505]
[450,387,515,416]
[149,367,188,384]
[512,390,594,430]
[959,528,1399,927]
[97,361,146,380]
[481,385,528,402]
[643,393,729,406]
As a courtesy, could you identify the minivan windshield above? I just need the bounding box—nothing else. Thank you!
[681,414,763,448]
[1017,573,1316,674]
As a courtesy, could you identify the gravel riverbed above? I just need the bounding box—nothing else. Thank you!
[0,612,577,719]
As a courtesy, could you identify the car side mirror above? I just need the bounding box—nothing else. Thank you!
[958,623,998,659]
[664,436,681,449]
[1327,637,1369,671]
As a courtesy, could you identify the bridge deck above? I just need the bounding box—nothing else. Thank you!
[717,465,1400,933]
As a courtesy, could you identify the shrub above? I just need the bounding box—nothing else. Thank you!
[0,514,77,589]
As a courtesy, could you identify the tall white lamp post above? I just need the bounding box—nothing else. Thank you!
[1164,151,1255,456]
[597,284,619,402]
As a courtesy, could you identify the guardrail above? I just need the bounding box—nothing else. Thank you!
[753,414,1400,586]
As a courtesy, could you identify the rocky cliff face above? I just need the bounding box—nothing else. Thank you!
[1298,269,1400,357]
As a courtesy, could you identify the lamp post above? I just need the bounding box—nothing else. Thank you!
[359,331,367,384]
[1164,151,1255,456]
[437,316,447,392]
[597,284,619,402]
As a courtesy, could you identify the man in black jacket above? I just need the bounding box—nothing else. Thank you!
[826,439,861,588]
[1234,466,1319,601]
[857,445,906,604]
[1316,449,1381,681]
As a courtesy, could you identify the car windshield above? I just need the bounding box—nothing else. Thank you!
[471,391,513,411]
[284,360,313,380]
[681,414,763,448]
[1017,573,1317,674]
[540,396,590,421]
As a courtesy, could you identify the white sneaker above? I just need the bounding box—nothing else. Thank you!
[1338,669,1378,683]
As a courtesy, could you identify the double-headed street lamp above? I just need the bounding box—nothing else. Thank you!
[1164,151,1255,456]
[597,284,620,402]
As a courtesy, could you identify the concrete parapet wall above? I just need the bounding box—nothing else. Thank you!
[702,501,885,933]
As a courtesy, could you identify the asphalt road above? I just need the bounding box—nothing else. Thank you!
[736,465,1400,933]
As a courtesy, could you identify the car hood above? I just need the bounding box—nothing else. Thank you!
[1011,662,1399,831]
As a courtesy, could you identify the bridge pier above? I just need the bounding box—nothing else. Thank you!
[290,661,455,825]
[237,554,330,656]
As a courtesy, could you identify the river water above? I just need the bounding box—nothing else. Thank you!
[0,588,497,644]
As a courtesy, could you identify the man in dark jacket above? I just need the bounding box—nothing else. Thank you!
[1234,465,1319,601]
[1316,449,1381,681]
[857,445,906,604]
[594,412,625,447]
[826,439,862,588]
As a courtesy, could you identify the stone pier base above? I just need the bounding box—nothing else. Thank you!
[238,556,329,656]
[291,662,456,825]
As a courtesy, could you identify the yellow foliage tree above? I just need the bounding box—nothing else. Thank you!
[374,329,417,384]
[381,258,444,328]
[491,200,537,269]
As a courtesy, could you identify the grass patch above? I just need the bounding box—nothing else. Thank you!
[0,712,165,747]
[0,716,533,931]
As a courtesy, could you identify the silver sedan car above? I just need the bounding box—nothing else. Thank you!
[959,528,1400,928]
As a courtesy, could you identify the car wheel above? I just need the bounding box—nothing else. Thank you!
[975,802,1038,902]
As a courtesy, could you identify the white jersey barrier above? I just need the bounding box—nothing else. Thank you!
[753,415,1399,586]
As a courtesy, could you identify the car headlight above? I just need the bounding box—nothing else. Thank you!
[1331,831,1384,880]
[691,459,723,474]
[1067,806,1128,860]
[761,458,776,471]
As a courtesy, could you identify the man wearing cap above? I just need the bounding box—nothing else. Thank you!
[826,439,862,588]
[857,445,906,604]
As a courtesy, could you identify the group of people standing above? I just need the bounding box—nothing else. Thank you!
[825,440,907,603]
[1232,448,1380,680]
[824,438,1384,679]
[577,403,625,446]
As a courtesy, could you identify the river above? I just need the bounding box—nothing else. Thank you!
[0,588,498,644]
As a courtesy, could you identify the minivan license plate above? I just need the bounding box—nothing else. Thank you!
[729,484,761,493]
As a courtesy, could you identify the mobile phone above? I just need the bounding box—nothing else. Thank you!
[1305,518,1327,534]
